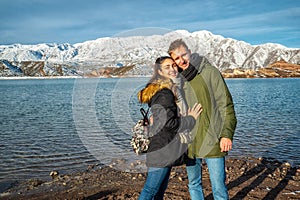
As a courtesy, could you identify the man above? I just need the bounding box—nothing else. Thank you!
[168,39,237,200]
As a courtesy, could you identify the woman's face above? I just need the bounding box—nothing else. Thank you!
[158,58,178,79]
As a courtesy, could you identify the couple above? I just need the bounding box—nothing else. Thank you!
[137,39,237,200]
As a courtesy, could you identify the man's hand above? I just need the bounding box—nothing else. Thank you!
[220,138,232,152]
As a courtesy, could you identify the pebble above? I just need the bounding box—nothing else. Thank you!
[284,162,291,167]
[0,192,10,197]
[50,171,59,177]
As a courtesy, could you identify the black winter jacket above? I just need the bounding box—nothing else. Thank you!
[138,80,196,167]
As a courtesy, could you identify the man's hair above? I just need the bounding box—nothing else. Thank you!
[168,39,189,55]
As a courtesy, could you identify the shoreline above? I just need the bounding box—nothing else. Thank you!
[1,156,299,200]
[0,75,152,80]
[0,76,81,80]
[0,75,299,80]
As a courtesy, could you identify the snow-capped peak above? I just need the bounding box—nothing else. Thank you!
[0,29,298,70]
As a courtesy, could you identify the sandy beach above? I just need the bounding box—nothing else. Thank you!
[1,157,299,200]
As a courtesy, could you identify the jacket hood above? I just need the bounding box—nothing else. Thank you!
[138,79,173,104]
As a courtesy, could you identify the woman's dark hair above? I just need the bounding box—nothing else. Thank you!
[155,56,172,65]
[139,56,177,103]
[148,56,173,84]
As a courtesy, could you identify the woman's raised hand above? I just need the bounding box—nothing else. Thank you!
[188,103,203,120]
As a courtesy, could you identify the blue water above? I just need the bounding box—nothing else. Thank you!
[0,77,299,187]
[227,78,300,164]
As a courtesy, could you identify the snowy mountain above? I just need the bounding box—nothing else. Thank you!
[0,30,299,77]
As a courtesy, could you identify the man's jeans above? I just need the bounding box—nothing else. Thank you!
[186,157,229,200]
[138,167,171,200]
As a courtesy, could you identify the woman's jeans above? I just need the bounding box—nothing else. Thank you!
[186,157,229,200]
[138,167,172,200]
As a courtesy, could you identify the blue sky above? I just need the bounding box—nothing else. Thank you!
[0,0,299,48]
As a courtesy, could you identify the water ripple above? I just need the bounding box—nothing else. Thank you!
[0,78,299,184]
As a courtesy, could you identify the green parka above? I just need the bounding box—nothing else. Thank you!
[182,56,237,158]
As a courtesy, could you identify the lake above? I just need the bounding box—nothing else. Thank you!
[0,77,299,189]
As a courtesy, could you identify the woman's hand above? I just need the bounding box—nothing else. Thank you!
[149,115,153,125]
[188,103,202,120]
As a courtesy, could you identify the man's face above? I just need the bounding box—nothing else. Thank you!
[170,45,191,70]
[158,58,178,79]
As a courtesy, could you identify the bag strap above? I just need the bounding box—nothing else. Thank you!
[140,107,149,125]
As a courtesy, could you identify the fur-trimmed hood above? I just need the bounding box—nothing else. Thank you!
[138,79,174,104]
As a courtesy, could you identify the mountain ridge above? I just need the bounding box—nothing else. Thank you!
[0,30,299,77]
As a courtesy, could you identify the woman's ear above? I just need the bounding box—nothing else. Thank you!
[158,69,162,76]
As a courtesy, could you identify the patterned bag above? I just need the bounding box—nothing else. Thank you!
[130,108,150,155]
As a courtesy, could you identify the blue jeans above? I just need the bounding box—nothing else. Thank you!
[138,167,172,200]
[186,157,228,200]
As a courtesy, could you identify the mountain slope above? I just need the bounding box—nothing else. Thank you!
[0,30,299,77]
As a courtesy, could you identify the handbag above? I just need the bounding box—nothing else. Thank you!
[130,107,151,155]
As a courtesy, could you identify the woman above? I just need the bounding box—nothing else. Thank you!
[138,56,202,200]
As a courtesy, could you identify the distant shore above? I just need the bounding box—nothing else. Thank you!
[0,75,299,80]
[0,76,81,80]
[0,75,153,80]
[1,157,299,200]
[1,60,300,80]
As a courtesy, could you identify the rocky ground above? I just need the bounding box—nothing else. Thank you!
[0,157,299,200]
